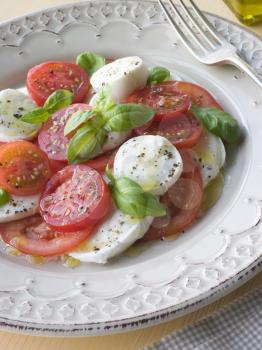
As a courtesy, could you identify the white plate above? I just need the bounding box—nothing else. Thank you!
[0,0,262,336]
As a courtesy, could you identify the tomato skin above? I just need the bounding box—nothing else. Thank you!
[38,103,91,162]
[125,83,191,121]
[27,61,90,106]
[135,112,203,149]
[0,215,94,257]
[0,141,51,196]
[85,151,113,173]
[164,81,223,109]
[40,165,112,232]
[142,149,203,240]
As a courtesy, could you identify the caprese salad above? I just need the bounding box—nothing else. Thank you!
[0,52,240,265]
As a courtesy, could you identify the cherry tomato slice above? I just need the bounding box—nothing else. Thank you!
[0,215,94,257]
[166,81,223,109]
[135,112,203,149]
[85,151,115,173]
[142,149,203,240]
[0,141,51,196]
[40,165,112,232]
[27,61,90,106]
[125,83,191,121]
[38,103,91,162]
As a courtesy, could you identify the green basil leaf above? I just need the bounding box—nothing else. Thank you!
[64,110,94,136]
[104,104,155,132]
[92,85,115,113]
[190,104,240,143]
[67,123,107,164]
[110,177,166,219]
[20,107,49,124]
[147,66,171,85]
[0,188,10,206]
[44,89,73,114]
[76,52,106,76]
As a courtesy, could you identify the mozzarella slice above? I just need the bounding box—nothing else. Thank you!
[0,194,40,223]
[193,132,226,187]
[69,210,153,264]
[0,89,40,142]
[90,56,149,102]
[114,135,183,196]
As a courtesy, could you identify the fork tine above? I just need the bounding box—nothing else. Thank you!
[178,0,217,50]
[188,0,224,45]
[164,0,209,53]
[158,0,206,58]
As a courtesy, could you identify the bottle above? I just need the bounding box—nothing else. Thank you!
[224,0,262,25]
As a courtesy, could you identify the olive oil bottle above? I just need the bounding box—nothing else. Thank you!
[224,0,262,25]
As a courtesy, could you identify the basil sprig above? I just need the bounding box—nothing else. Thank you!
[104,104,155,132]
[67,115,107,164]
[147,66,171,85]
[76,52,106,76]
[190,104,240,143]
[106,169,166,219]
[66,86,155,164]
[64,110,94,136]
[21,89,73,124]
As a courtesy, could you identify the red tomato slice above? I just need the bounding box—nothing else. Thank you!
[135,112,203,149]
[38,103,91,162]
[27,61,90,106]
[125,83,191,121]
[40,165,112,232]
[0,215,94,257]
[166,81,223,109]
[142,149,203,240]
[85,151,115,173]
[0,141,51,196]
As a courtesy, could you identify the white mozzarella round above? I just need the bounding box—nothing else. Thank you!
[193,132,226,187]
[90,56,149,102]
[69,210,153,264]
[0,89,40,142]
[113,135,183,196]
[0,194,40,223]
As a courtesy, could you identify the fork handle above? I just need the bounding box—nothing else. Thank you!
[227,54,262,89]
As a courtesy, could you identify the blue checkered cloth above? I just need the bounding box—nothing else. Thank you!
[144,285,262,350]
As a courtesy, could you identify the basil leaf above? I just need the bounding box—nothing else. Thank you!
[76,52,106,76]
[104,104,155,132]
[21,107,49,124]
[110,177,166,219]
[64,110,94,136]
[92,85,115,113]
[190,104,240,143]
[147,66,171,85]
[67,123,107,164]
[44,89,73,114]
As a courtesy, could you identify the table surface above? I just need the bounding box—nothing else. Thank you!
[0,0,261,349]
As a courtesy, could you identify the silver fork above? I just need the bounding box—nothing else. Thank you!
[158,0,262,89]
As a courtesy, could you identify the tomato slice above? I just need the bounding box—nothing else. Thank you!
[165,81,223,109]
[27,61,90,106]
[40,165,112,232]
[85,151,115,173]
[38,103,91,162]
[125,83,191,121]
[0,215,94,257]
[135,112,202,149]
[0,141,51,196]
[142,149,203,240]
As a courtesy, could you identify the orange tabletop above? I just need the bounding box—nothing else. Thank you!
[0,1,261,349]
